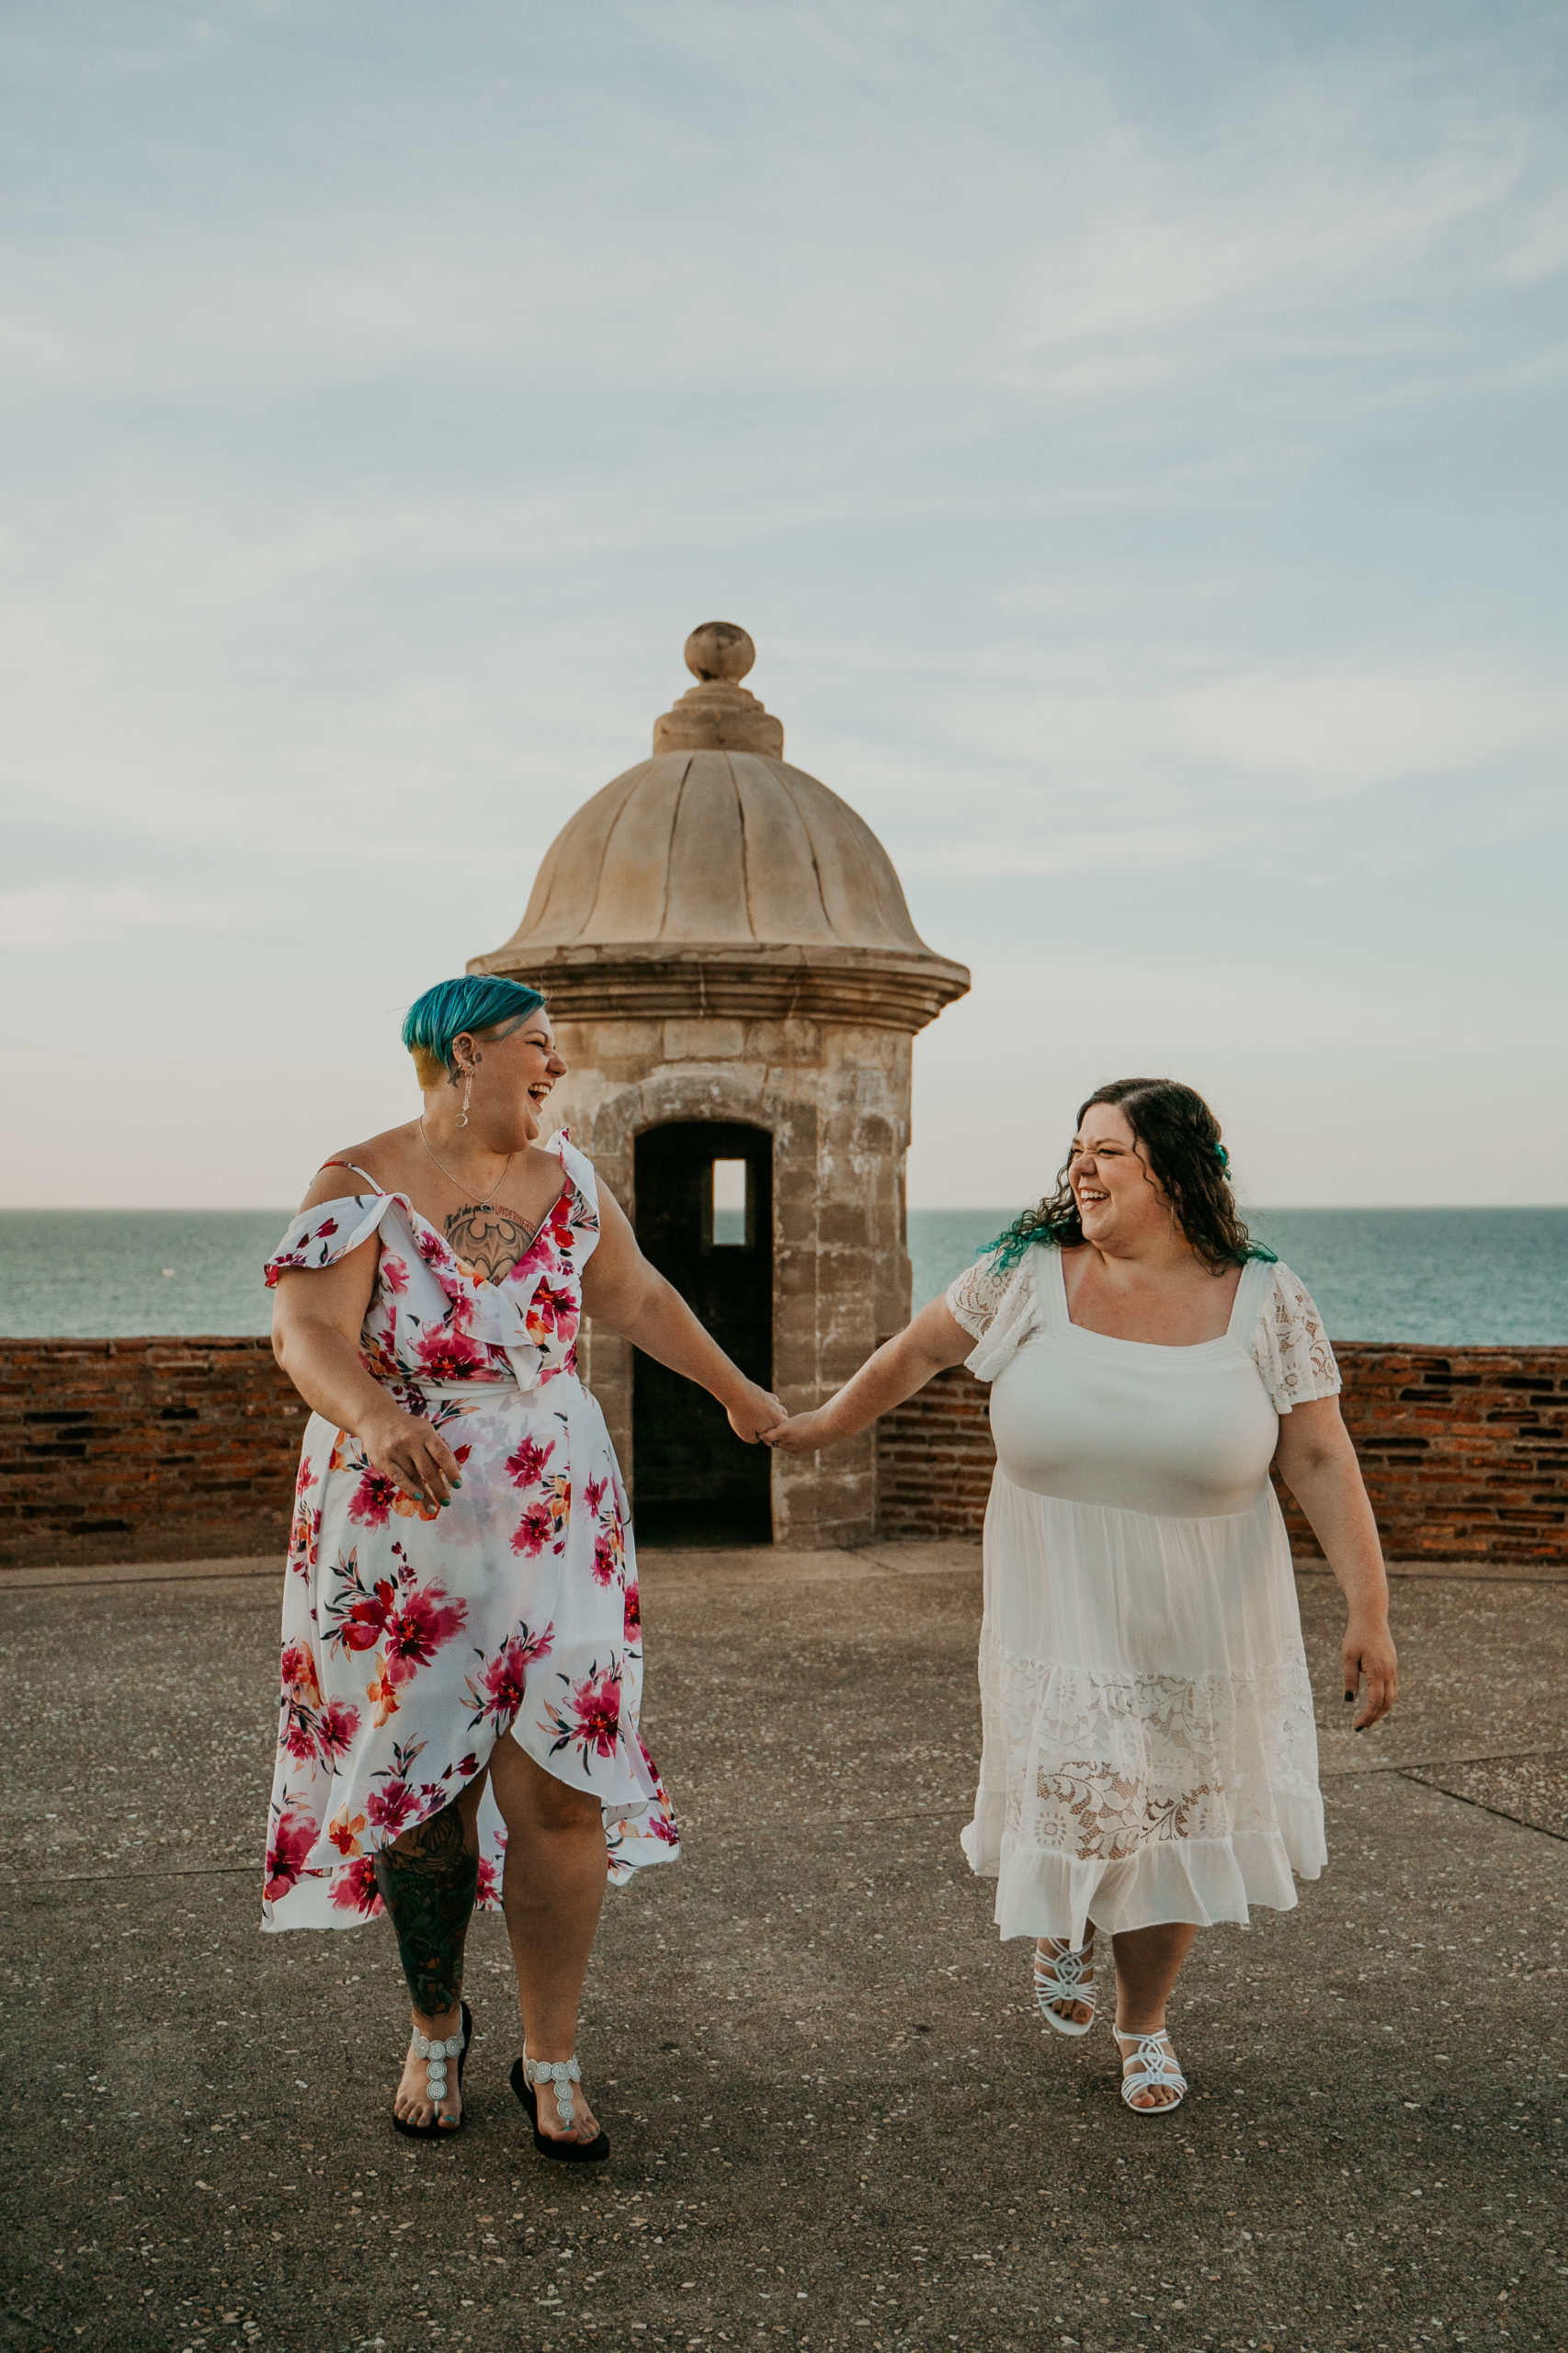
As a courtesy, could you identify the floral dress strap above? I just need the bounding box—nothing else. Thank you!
[318,1158,387,1194]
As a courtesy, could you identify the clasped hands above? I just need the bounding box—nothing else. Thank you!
[722,1380,841,1453]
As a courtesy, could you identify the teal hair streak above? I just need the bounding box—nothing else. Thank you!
[978,1217,1277,1277]
[402,975,546,1073]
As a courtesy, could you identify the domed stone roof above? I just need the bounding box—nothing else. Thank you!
[471,625,970,1033]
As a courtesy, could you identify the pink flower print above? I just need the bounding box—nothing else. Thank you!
[313,1217,339,1241]
[364,1778,419,1836]
[506,1435,554,1490]
[327,1803,367,1858]
[592,1532,618,1588]
[465,1621,555,1732]
[287,1494,322,1579]
[380,1252,409,1296]
[329,1855,383,1917]
[455,1751,481,1779]
[526,1281,577,1342]
[511,1501,553,1558]
[546,1662,622,1768]
[623,1580,642,1642]
[415,1326,487,1383]
[648,1806,680,1848]
[583,1474,607,1515]
[339,1574,398,1654]
[317,1698,360,1767]
[295,1460,318,1505]
[382,1583,468,1677]
[264,1804,318,1903]
[279,1643,321,1705]
[281,1712,317,1767]
[348,1467,399,1529]
[415,1227,449,1268]
[475,1856,501,1909]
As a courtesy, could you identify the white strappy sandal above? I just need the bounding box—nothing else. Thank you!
[1033,1935,1097,2037]
[1113,2025,1187,2112]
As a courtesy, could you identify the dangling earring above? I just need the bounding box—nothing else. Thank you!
[459,1068,473,1128]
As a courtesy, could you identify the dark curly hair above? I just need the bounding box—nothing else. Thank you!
[985,1077,1275,1277]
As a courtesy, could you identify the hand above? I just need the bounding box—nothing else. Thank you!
[1342,1615,1398,1731]
[725,1382,788,1445]
[762,1409,837,1455]
[362,1406,465,1510]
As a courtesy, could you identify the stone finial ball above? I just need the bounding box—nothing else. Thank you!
[684,621,756,683]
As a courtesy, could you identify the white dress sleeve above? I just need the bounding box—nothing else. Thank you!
[1247,1261,1341,1414]
[945,1251,1040,1383]
[946,1251,1012,1339]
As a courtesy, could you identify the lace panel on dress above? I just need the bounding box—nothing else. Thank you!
[1247,1263,1341,1414]
[978,1639,1322,1862]
[946,1251,1011,1338]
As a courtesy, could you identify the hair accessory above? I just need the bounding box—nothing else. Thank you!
[1213,1144,1229,1170]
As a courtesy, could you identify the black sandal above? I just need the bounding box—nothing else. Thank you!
[392,2000,473,2139]
[509,2053,610,2163]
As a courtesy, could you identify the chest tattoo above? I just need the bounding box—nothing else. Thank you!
[443,1203,542,1285]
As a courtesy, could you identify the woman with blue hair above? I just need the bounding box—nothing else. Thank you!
[263,974,783,2158]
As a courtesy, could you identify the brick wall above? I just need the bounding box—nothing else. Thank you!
[874,1345,1568,1563]
[0,1338,307,1568]
[3,1336,1564,1568]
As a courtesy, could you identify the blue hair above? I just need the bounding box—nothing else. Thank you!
[402,976,547,1080]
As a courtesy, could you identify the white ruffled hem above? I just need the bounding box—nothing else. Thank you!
[960,1790,1326,1943]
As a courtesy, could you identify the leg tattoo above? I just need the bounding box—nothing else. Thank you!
[373,1803,479,2017]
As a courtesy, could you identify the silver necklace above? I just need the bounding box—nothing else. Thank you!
[418,1118,516,1210]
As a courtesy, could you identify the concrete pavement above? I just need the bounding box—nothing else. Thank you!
[2,1540,1563,2353]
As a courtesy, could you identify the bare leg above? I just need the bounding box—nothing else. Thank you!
[488,1736,608,2146]
[1110,1921,1198,2109]
[377,1782,485,2131]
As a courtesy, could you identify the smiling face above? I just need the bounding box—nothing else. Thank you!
[1066,1100,1170,1253]
[450,1011,567,1142]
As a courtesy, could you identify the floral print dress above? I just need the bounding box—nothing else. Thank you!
[260,1131,678,1934]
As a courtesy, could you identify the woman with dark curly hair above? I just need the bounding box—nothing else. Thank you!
[767,1078,1396,2114]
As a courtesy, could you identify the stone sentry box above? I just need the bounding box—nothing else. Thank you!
[469,623,970,1550]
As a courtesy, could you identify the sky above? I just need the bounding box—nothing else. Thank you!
[2,0,1564,1212]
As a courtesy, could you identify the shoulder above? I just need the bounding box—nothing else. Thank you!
[295,1125,413,1211]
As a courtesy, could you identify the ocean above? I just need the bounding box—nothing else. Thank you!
[1,1206,1565,1345]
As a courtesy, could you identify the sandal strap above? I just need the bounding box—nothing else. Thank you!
[410,2026,465,2062]
[525,2052,584,2131]
[523,2055,582,2086]
[1033,1940,1096,1995]
[1115,2029,1187,2097]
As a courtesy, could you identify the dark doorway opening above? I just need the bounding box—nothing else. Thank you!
[632,1120,773,1547]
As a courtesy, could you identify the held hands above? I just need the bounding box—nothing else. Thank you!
[760,1407,838,1454]
[1342,1615,1399,1731]
[361,1404,465,1513]
[726,1381,789,1446]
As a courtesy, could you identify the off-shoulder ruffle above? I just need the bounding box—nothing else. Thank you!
[265,1192,402,1285]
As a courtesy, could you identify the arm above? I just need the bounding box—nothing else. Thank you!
[766,1295,975,1453]
[1274,1396,1398,1730]
[578,1184,784,1443]
[270,1176,463,1509]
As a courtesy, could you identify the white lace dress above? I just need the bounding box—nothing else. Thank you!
[946,1245,1339,1942]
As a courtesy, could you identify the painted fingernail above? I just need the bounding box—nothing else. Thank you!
[1344,1691,1355,1702]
